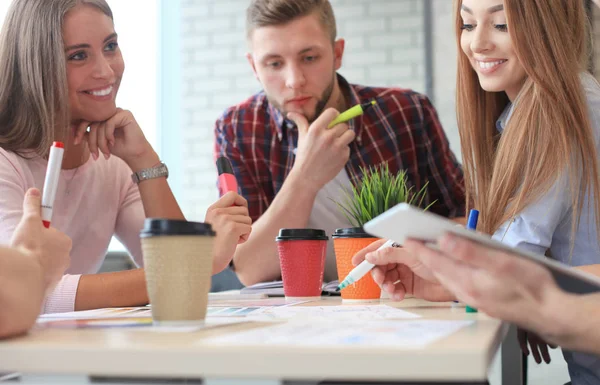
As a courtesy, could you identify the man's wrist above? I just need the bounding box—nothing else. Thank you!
[287,168,321,195]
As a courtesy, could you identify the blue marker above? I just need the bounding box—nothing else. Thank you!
[465,209,479,313]
[467,209,479,231]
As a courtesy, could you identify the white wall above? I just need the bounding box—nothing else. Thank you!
[432,0,460,159]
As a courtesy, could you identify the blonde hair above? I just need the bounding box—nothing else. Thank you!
[455,0,600,241]
[246,0,337,43]
[0,0,113,157]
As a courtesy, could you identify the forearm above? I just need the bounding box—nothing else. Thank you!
[542,292,600,354]
[74,268,148,311]
[128,151,184,220]
[233,171,319,285]
[0,248,45,338]
[574,264,600,277]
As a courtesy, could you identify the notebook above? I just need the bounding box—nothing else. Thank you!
[240,280,341,296]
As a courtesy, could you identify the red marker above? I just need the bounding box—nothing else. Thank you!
[41,142,65,228]
[216,156,238,196]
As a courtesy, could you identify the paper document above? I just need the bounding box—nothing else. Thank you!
[208,298,311,308]
[37,307,249,332]
[37,307,152,321]
[241,280,340,296]
[246,305,420,320]
[209,291,267,300]
[37,316,245,332]
[206,319,474,348]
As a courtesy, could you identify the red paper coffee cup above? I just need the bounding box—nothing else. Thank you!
[276,229,328,298]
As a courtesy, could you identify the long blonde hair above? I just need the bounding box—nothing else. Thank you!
[0,0,113,158]
[455,0,600,240]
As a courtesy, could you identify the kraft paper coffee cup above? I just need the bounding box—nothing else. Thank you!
[141,219,215,325]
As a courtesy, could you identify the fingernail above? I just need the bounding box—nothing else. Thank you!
[104,153,110,160]
[92,152,98,161]
[28,189,41,197]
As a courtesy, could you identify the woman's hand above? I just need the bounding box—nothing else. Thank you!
[518,329,557,364]
[204,192,252,275]
[73,109,156,171]
[351,240,455,302]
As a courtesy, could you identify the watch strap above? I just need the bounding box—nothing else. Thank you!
[131,162,169,184]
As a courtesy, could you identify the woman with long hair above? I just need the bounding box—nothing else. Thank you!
[354,0,600,382]
[0,0,252,313]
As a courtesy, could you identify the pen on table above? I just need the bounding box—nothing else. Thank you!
[216,156,238,196]
[41,141,65,228]
[336,239,396,291]
[465,209,479,313]
[327,100,377,129]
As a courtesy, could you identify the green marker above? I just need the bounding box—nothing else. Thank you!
[327,100,377,129]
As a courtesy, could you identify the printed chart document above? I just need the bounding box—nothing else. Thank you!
[35,298,313,330]
[36,315,245,332]
[246,305,421,321]
[206,319,475,348]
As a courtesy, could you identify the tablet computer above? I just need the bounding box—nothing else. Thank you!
[363,203,600,294]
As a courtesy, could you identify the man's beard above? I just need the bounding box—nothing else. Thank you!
[269,76,336,124]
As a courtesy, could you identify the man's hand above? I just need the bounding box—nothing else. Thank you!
[10,188,72,293]
[205,192,252,275]
[287,108,355,192]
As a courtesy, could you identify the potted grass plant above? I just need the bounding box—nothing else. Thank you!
[331,163,434,301]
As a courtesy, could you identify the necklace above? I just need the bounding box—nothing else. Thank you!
[64,165,80,196]
[64,149,87,196]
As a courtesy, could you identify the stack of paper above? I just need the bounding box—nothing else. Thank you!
[240,280,340,296]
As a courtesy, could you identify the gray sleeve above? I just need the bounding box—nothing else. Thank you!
[492,173,571,256]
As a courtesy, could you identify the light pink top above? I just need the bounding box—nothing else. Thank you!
[0,148,145,313]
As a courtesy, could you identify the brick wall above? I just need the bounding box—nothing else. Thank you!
[179,0,457,220]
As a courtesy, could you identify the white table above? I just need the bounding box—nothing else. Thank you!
[0,297,506,385]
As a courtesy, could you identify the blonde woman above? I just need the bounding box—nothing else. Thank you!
[0,0,252,313]
[354,0,600,382]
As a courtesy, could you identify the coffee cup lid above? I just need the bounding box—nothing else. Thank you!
[275,228,328,241]
[140,218,215,237]
[331,227,374,239]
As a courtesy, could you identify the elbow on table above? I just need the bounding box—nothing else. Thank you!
[0,313,36,340]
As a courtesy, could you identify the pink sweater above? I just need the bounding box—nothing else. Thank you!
[0,148,145,313]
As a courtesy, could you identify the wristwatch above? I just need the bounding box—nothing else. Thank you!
[131,162,169,184]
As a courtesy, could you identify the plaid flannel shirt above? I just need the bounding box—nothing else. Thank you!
[214,74,465,221]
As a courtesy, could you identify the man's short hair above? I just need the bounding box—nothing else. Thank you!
[246,0,337,43]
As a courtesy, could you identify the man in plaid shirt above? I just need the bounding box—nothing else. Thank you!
[214,0,465,286]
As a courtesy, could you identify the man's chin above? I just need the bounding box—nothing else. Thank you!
[284,108,317,123]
